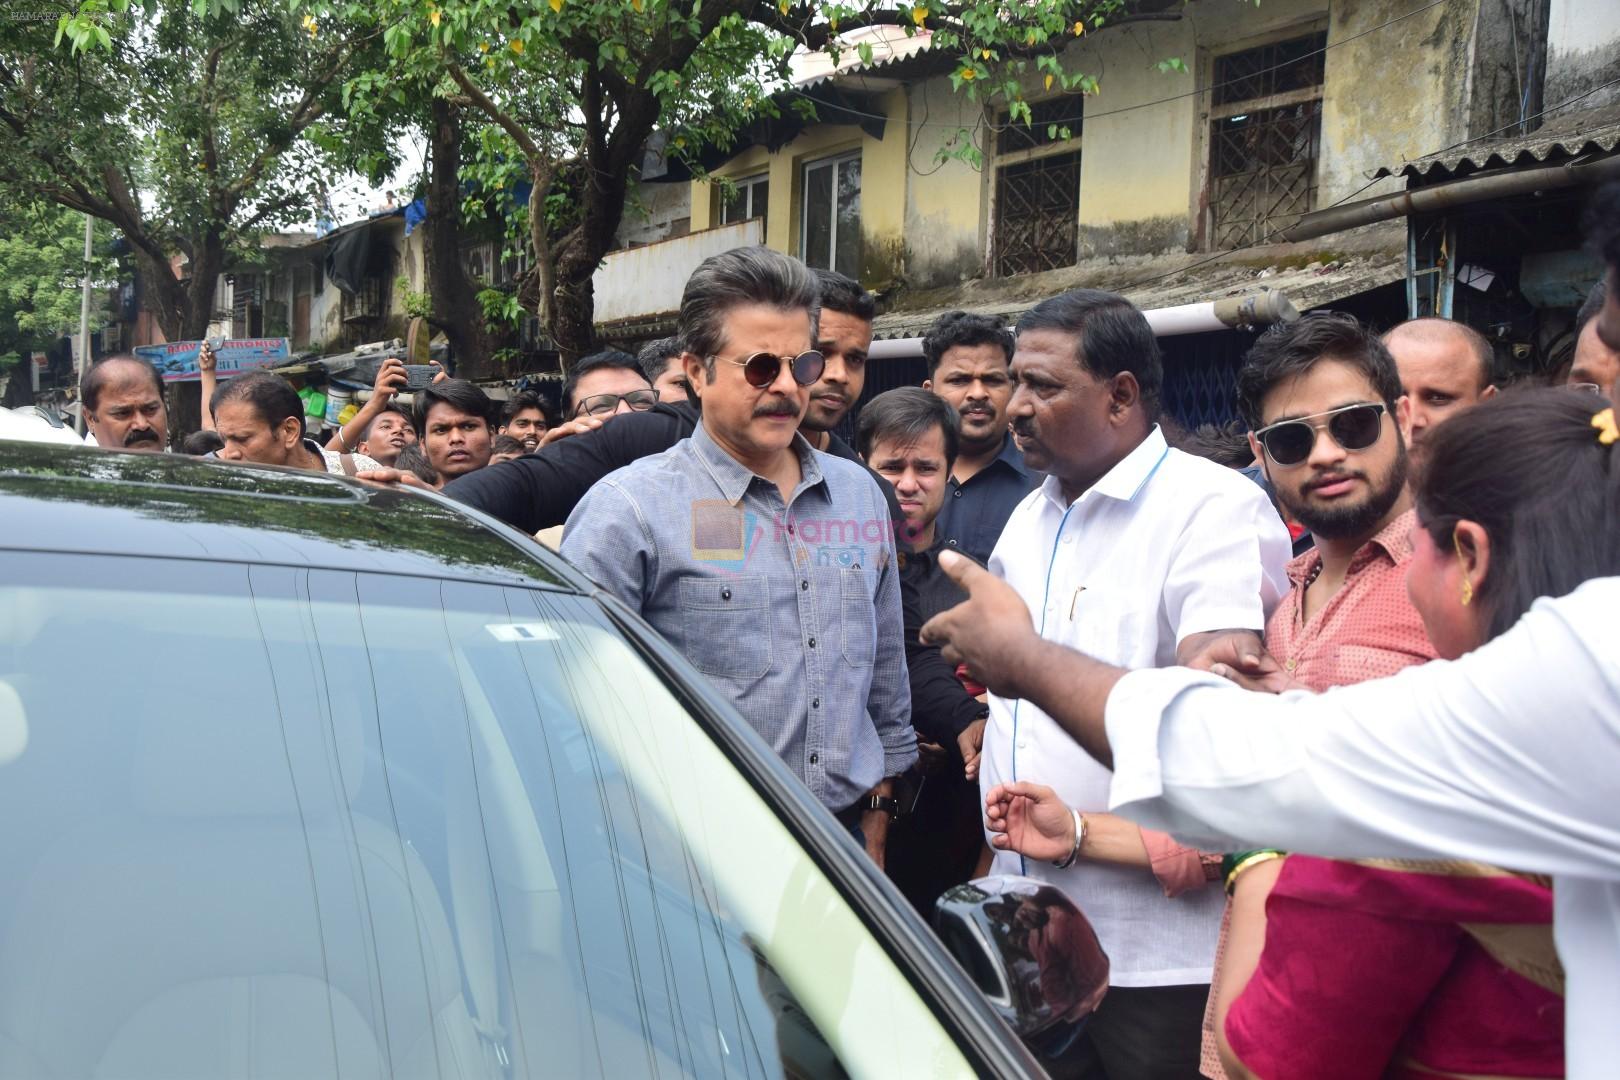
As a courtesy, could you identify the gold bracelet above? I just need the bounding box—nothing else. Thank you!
[1224,850,1285,896]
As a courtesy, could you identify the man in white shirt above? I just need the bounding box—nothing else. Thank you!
[981,289,1290,1078]
[82,355,169,452]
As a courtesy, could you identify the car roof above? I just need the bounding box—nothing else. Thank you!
[0,440,584,591]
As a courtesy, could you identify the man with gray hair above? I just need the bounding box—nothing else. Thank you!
[561,246,917,864]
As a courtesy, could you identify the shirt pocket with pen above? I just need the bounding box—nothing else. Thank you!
[1062,585,1149,668]
[677,575,773,681]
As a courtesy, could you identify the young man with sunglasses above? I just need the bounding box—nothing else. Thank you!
[1238,313,1431,670]
[560,246,917,866]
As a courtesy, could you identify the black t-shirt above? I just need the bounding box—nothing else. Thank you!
[443,401,904,533]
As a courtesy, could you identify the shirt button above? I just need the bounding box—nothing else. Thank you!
[947,539,957,546]
[1285,659,1298,672]
[808,637,817,648]
[721,587,732,601]
[1062,535,1074,544]
[953,490,963,498]
[810,752,819,765]
[812,697,821,709]
[801,580,809,591]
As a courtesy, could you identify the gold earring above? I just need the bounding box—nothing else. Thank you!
[1453,532,1473,607]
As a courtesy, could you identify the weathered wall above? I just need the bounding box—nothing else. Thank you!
[1312,0,1464,204]
[903,79,988,288]
[1546,0,1620,110]
[617,181,693,247]
[689,88,910,288]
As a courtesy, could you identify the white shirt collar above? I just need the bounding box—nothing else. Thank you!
[1040,425,1170,510]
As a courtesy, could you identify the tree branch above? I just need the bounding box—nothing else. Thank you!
[447,63,550,167]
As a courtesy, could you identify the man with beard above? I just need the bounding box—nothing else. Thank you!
[82,355,169,452]
[976,288,1290,1080]
[921,311,1037,564]
[1237,313,1435,681]
[561,247,915,866]
[497,391,550,451]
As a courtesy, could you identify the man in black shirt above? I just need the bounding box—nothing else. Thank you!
[856,386,991,912]
[921,311,1038,565]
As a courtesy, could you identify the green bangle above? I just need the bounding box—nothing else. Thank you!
[1223,849,1285,896]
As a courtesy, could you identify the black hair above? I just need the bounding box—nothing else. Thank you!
[1583,179,1620,278]
[490,434,526,457]
[922,311,1015,373]
[680,246,820,376]
[856,386,961,467]
[210,371,305,437]
[82,354,164,413]
[1015,289,1163,420]
[1417,386,1620,642]
[1181,420,1255,469]
[180,429,225,456]
[816,268,876,322]
[562,349,648,411]
[1237,311,1405,430]
[360,402,412,442]
[412,378,495,435]
[636,336,684,383]
[500,390,543,426]
[394,443,440,486]
[1576,280,1606,335]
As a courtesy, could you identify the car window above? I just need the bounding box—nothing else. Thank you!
[0,553,976,1079]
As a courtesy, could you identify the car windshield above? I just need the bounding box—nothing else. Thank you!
[0,552,972,1079]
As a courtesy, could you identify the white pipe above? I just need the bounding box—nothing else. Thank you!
[868,289,1300,360]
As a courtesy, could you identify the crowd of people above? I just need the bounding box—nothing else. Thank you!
[42,179,1620,1079]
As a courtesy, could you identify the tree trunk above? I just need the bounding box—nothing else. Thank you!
[423,98,504,379]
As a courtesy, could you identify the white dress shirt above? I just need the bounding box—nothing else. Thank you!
[1105,576,1620,1077]
[982,425,1292,986]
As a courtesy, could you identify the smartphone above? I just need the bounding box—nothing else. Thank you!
[206,336,224,352]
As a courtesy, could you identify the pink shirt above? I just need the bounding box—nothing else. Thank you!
[1201,508,1438,1077]
[1267,508,1436,691]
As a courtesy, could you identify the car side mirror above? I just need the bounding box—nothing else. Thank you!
[934,874,1109,1059]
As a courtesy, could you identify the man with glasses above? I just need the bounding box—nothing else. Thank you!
[1568,281,1619,402]
[561,246,917,867]
[975,289,1290,1080]
[1239,313,1432,679]
[563,349,659,420]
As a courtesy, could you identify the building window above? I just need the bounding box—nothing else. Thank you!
[1207,31,1327,249]
[800,153,861,279]
[720,174,769,226]
[993,98,1082,277]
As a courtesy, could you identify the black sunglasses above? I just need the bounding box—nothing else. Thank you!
[574,389,660,418]
[711,350,826,389]
[1255,402,1387,467]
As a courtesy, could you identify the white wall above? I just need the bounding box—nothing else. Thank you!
[1546,0,1620,109]
[593,219,763,323]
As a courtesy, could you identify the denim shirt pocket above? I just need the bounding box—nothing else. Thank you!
[838,567,876,667]
[678,575,773,681]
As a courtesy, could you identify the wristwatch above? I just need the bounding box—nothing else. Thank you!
[863,794,902,819]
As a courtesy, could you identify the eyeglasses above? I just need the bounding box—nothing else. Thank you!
[710,350,826,389]
[1572,382,1604,395]
[1255,402,1388,467]
[574,389,660,418]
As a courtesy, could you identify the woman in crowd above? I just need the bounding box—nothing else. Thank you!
[989,388,1615,1079]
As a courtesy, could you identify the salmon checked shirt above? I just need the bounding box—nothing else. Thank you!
[1266,507,1436,688]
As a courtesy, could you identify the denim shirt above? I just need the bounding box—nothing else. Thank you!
[561,421,917,811]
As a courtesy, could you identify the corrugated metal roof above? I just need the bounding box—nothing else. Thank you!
[1374,105,1620,180]
[870,240,1406,340]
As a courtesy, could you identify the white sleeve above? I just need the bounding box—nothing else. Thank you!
[1162,481,1292,640]
[1106,578,1620,880]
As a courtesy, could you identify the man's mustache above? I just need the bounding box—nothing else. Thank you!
[124,429,160,446]
[754,398,800,418]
